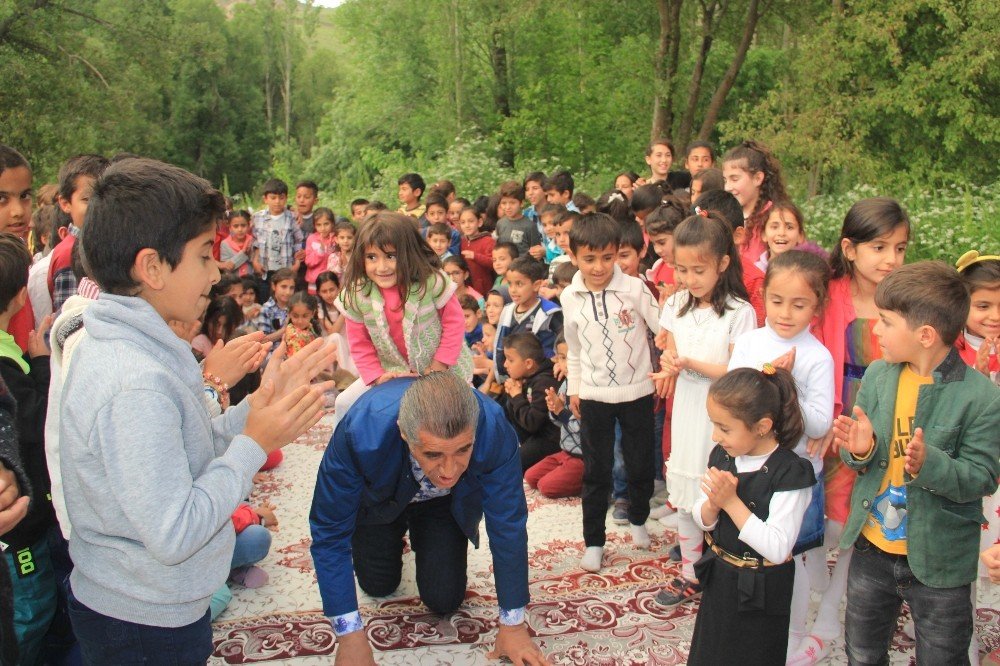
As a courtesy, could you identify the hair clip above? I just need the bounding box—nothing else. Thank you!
[694,206,710,219]
[761,363,776,376]
[608,192,625,203]
[956,250,1000,273]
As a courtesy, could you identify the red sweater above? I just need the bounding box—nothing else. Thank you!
[461,233,496,296]
[812,275,855,418]
[740,255,766,327]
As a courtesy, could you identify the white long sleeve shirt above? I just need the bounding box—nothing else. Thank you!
[728,322,835,475]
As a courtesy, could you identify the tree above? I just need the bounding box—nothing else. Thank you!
[651,0,683,141]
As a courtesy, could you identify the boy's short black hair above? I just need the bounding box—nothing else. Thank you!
[397,173,426,197]
[543,171,574,196]
[0,232,32,313]
[875,261,969,346]
[507,256,547,283]
[350,198,369,209]
[269,267,297,286]
[645,196,688,236]
[493,241,519,259]
[82,158,224,296]
[685,139,715,160]
[538,203,565,219]
[458,293,480,312]
[552,209,580,227]
[619,221,645,252]
[262,178,289,197]
[365,200,388,212]
[691,167,724,193]
[502,331,547,365]
[335,219,356,234]
[0,145,30,174]
[58,154,109,203]
[295,180,318,194]
[694,189,743,233]
[552,261,578,285]
[425,193,449,212]
[426,222,451,239]
[499,180,525,202]
[523,171,546,187]
[569,213,622,254]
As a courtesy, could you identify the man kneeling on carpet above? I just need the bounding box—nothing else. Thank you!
[310,372,551,665]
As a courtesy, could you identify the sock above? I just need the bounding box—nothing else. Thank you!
[580,546,604,572]
[676,510,702,582]
[631,524,650,549]
[787,554,810,659]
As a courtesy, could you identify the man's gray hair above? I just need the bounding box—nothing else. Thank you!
[398,372,479,444]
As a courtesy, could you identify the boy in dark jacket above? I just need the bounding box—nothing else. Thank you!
[502,332,560,471]
[0,232,55,663]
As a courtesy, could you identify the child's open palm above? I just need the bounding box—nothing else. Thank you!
[974,337,997,377]
[832,406,875,457]
[544,386,564,414]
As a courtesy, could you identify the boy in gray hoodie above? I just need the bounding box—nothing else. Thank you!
[60,157,331,664]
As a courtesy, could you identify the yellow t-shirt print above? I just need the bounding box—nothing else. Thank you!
[861,366,933,554]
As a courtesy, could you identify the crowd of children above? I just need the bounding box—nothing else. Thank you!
[0,138,998,666]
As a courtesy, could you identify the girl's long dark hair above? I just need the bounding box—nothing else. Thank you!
[288,291,321,337]
[341,212,442,313]
[722,140,788,237]
[314,270,340,326]
[673,213,748,317]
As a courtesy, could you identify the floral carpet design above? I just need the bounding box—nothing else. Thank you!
[211,416,999,664]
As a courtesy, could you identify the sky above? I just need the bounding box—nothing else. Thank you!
[312,0,344,7]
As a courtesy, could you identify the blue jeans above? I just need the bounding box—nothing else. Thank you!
[231,524,271,570]
[351,494,468,614]
[845,534,972,665]
[67,584,213,665]
[612,423,626,500]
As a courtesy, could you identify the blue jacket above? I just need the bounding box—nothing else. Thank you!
[309,378,530,617]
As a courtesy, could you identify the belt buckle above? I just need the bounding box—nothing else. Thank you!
[741,553,761,567]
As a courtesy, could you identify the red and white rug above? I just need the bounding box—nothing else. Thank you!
[211,417,1000,664]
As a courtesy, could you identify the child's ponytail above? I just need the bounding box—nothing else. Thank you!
[761,365,805,449]
[709,366,804,449]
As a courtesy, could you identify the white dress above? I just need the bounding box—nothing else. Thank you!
[660,292,756,512]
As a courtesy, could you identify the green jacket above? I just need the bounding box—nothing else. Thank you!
[839,347,1000,588]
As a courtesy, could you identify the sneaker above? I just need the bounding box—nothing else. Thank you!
[787,635,833,666]
[669,544,681,561]
[654,578,701,607]
[649,503,676,520]
[611,499,629,525]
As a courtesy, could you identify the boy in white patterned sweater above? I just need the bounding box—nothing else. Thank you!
[561,213,664,572]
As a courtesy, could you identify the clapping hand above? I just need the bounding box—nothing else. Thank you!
[832,406,875,458]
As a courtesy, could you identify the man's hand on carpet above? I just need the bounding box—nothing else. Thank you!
[487,624,551,665]
[334,631,376,665]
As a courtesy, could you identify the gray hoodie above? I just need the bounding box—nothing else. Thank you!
[60,293,265,627]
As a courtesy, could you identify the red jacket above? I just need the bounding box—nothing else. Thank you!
[461,233,496,296]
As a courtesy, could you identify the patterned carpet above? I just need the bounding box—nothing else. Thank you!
[210,416,1000,665]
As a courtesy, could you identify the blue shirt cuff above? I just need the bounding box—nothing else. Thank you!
[329,611,363,636]
[499,606,525,626]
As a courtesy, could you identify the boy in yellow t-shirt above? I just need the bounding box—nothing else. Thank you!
[833,262,1000,665]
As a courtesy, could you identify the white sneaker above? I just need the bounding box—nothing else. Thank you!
[786,635,832,665]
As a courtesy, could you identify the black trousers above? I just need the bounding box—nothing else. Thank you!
[579,394,655,546]
[351,495,468,614]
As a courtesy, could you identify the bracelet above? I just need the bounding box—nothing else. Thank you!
[203,372,231,410]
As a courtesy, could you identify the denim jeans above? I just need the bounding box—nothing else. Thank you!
[845,534,972,665]
[793,471,825,555]
[351,495,468,614]
[231,524,271,570]
[67,584,212,665]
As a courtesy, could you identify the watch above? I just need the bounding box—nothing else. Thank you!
[203,385,222,405]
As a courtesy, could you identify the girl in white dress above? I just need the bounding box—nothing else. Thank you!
[653,212,756,605]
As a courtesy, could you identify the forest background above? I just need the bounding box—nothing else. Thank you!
[2,0,997,259]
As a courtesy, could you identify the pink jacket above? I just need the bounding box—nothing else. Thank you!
[812,275,855,418]
[305,232,337,285]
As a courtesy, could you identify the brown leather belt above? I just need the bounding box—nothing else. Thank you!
[704,532,788,569]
